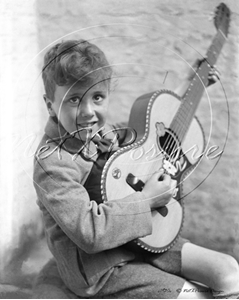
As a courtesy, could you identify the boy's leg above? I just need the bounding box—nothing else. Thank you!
[32,259,78,299]
[181,243,239,298]
[94,261,186,299]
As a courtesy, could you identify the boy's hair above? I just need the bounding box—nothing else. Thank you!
[42,39,112,100]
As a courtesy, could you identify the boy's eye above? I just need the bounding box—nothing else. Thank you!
[94,94,104,102]
[69,97,80,104]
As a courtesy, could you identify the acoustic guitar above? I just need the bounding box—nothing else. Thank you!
[101,3,230,253]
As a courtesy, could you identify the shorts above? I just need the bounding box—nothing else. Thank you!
[93,236,190,299]
[32,237,189,299]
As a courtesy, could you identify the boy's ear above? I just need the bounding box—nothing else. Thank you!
[43,94,56,117]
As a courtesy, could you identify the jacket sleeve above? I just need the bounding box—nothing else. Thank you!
[33,151,152,254]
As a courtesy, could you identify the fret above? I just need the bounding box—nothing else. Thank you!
[170,31,226,142]
[179,102,192,118]
[206,30,226,65]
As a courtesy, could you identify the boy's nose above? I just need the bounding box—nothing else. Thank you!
[79,102,94,118]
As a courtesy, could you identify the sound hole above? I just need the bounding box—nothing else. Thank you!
[158,130,180,160]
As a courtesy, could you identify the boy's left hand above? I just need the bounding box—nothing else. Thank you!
[188,58,220,87]
[207,66,220,86]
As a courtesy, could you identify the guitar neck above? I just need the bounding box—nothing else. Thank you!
[170,29,227,142]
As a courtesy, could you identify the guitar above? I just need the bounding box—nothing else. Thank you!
[101,3,231,253]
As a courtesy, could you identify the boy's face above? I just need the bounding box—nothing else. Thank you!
[48,79,110,141]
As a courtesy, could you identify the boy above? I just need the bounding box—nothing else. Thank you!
[33,39,239,299]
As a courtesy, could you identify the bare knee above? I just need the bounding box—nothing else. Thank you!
[212,254,239,292]
[223,255,239,287]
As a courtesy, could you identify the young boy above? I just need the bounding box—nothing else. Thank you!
[33,39,239,299]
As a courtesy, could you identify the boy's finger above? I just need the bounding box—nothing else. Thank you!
[209,66,221,76]
[161,174,171,184]
[151,169,164,181]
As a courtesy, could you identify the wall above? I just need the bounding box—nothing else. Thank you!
[0,0,50,296]
[0,0,239,297]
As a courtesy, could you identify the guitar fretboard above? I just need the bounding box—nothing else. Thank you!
[170,29,227,142]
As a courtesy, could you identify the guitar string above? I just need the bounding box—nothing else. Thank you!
[162,132,174,160]
[160,118,179,165]
[171,94,196,161]
[177,32,225,143]
[163,75,197,162]
[160,102,183,162]
[162,126,180,165]
[160,81,197,165]
[166,120,182,164]
[164,98,193,163]
[170,28,224,162]
[177,96,194,141]
[172,38,220,149]
[169,67,209,164]
[176,74,199,144]
[176,74,205,143]
[162,127,177,164]
[176,70,205,145]
[158,92,180,155]
[164,88,196,166]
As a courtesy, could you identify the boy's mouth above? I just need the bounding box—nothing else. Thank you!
[77,122,97,128]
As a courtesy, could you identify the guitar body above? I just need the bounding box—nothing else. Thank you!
[101,90,205,253]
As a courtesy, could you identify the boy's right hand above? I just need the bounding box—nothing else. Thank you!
[141,169,174,209]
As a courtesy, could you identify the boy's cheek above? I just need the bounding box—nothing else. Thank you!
[102,105,109,118]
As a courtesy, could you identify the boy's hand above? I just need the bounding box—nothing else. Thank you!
[141,169,174,209]
[208,66,220,86]
[188,58,220,86]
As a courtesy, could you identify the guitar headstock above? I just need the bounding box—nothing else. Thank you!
[214,3,231,37]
